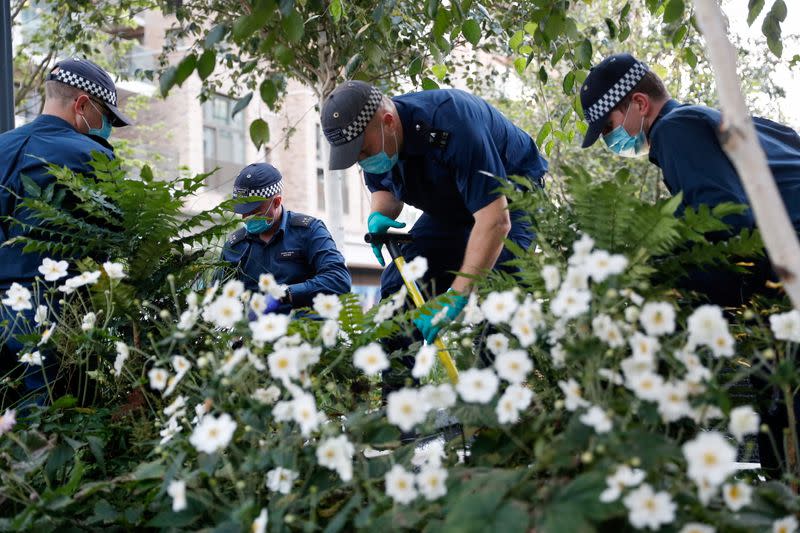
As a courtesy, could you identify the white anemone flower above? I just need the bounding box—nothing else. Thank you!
[625,371,664,402]
[266,467,299,494]
[456,368,499,404]
[412,344,436,378]
[485,333,510,356]
[250,313,290,343]
[385,464,418,504]
[550,287,591,319]
[682,431,737,487]
[722,481,752,512]
[202,296,243,329]
[494,350,533,384]
[480,290,519,324]
[268,348,301,382]
[402,256,428,282]
[148,368,169,390]
[252,508,268,533]
[2,283,32,311]
[639,301,676,337]
[387,388,428,432]
[728,405,760,442]
[313,293,342,320]
[19,350,44,366]
[773,516,799,533]
[687,305,728,347]
[622,483,676,531]
[599,465,646,503]
[421,383,457,409]
[585,249,628,282]
[417,465,448,501]
[353,343,389,376]
[678,524,716,533]
[167,479,187,511]
[316,435,354,482]
[770,310,800,342]
[113,341,129,376]
[558,378,590,411]
[541,264,561,292]
[189,412,237,454]
[38,258,69,281]
[579,405,612,433]
[102,261,126,280]
[81,312,97,331]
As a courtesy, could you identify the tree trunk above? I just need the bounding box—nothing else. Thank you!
[692,0,800,310]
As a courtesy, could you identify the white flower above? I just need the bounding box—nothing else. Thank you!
[462,292,484,323]
[219,347,248,377]
[456,368,499,404]
[164,395,187,418]
[412,439,446,468]
[148,368,169,390]
[600,465,646,503]
[421,384,457,409]
[320,319,339,347]
[585,250,627,282]
[510,314,538,348]
[657,381,692,422]
[620,354,656,378]
[252,508,268,533]
[113,342,129,376]
[494,350,533,384]
[550,287,591,319]
[268,348,300,382]
[38,258,69,281]
[296,343,321,371]
[2,283,32,311]
[292,392,321,436]
[412,344,436,378]
[687,305,728,347]
[189,412,237,454]
[402,256,428,282]
[729,405,760,442]
[81,312,97,331]
[253,385,281,404]
[19,351,44,366]
[678,524,715,533]
[722,481,752,511]
[387,388,428,432]
[773,516,799,533]
[273,400,294,422]
[598,368,623,385]
[550,343,566,368]
[592,314,625,348]
[682,431,737,487]
[709,331,735,358]
[505,383,534,410]
[625,306,641,323]
[622,483,676,531]
[639,302,676,337]
[542,264,561,292]
[496,393,522,424]
[258,273,286,299]
[486,333,510,356]
[250,313,290,343]
[249,293,267,315]
[569,233,595,266]
[480,290,519,324]
[266,467,299,494]
[313,293,342,320]
[695,476,718,506]
[373,302,394,323]
[221,279,245,299]
[417,465,448,501]
[621,288,645,306]
[558,379,589,411]
[36,325,53,346]
[316,435,354,482]
[102,261,126,280]
[353,343,389,376]
[770,310,800,342]
[563,265,589,290]
[172,355,191,376]
[202,296,243,329]
[629,332,660,359]
[177,310,198,331]
[691,405,725,426]
[625,371,664,402]
[34,305,48,325]
[0,408,17,435]
[580,405,612,433]
[167,479,187,511]
[385,464,417,504]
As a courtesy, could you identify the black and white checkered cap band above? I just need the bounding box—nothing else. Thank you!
[325,87,382,146]
[584,62,647,124]
[50,69,117,107]
[233,180,283,199]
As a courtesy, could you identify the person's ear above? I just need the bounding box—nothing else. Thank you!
[632,92,650,116]
[272,195,283,211]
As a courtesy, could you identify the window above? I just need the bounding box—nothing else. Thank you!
[203,95,247,188]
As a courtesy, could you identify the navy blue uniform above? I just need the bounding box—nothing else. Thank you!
[364,89,548,298]
[222,209,351,311]
[649,99,800,232]
[0,115,114,289]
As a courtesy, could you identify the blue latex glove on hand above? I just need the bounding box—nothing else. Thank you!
[264,295,281,314]
[367,211,406,267]
[413,289,468,344]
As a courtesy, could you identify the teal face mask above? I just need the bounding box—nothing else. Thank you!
[358,122,398,174]
[81,100,113,140]
[245,199,277,234]
[602,103,649,158]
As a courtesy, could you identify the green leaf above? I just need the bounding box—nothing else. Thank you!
[197,50,216,80]
[671,25,687,47]
[523,21,537,34]
[431,64,447,81]
[408,56,423,77]
[282,10,304,42]
[514,57,527,75]
[132,460,165,480]
[20,174,41,197]
[159,65,178,98]
[421,77,439,90]
[330,0,343,22]
[274,43,296,65]
[462,19,481,45]
[771,0,787,21]
[683,47,697,68]
[426,0,439,19]
[345,53,362,77]
[747,0,765,25]
[762,14,783,57]
[663,0,685,23]
[433,8,451,39]
[575,39,592,68]
[249,119,270,148]
[618,22,631,41]
[204,24,228,48]
[537,66,547,83]
[173,54,196,87]
[519,45,533,55]
[562,71,576,94]
[260,80,278,109]
[232,93,253,118]
[509,30,524,52]
[536,122,552,147]
[232,8,270,42]
[50,394,77,409]
[604,18,617,39]
[621,2,631,18]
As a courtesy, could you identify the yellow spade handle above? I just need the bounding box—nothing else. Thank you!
[394,256,459,383]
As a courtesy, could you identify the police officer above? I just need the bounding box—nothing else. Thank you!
[320,81,548,344]
[222,163,351,314]
[580,53,800,477]
[0,58,132,398]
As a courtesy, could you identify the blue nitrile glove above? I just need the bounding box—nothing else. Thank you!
[413,289,468,344]
[248,295,282,321]
[367,211,406,267]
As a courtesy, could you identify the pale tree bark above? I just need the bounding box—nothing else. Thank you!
[693,0,800,310]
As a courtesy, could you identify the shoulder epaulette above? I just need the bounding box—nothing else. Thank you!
[226,227,248,246]
[289,212,316,228]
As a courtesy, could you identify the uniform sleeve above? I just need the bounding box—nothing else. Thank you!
[364,170,392,194]
[451,127,507,214]
[650,113,754,231]
[288,221,352,307]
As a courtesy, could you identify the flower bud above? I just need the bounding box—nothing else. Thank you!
[581,451,593,464]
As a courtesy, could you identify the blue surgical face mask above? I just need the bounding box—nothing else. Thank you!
[603,103,649,158]
[245,199,277,234]
[81,100,113,140]
[358,122,398,174]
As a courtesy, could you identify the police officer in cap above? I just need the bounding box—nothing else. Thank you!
[320,82,548,345]
[0,57,133,397]
[580,53,800,477]
[222,163,351,313]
